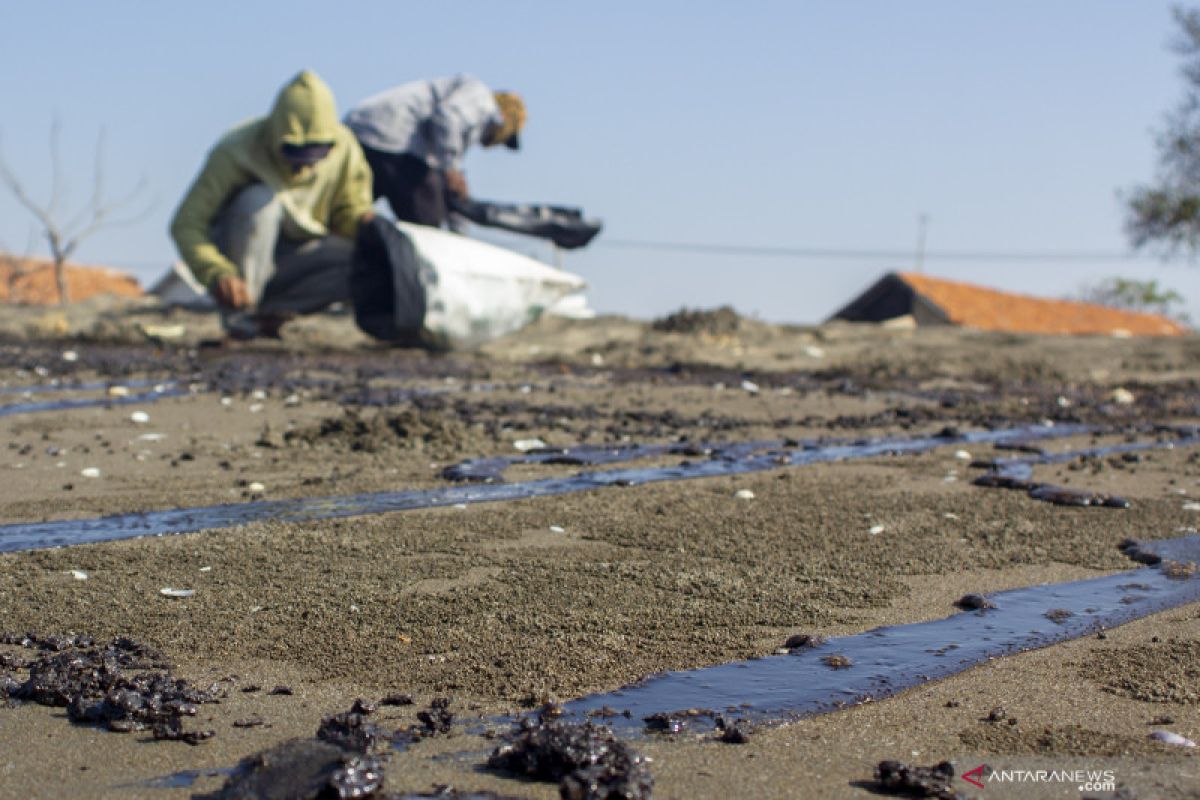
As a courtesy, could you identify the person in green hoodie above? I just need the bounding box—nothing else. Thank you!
[170,70,374,339]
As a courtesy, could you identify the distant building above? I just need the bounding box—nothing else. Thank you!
[830,271,1189,336]
[0,255,143,305]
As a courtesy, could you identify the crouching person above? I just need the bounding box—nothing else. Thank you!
[170,70,374,339]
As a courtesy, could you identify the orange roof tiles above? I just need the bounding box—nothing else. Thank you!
[0,255,143,305]
[897,272,1190,337]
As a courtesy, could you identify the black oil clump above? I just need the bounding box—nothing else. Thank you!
[650,306,741,336]
[317,698,385,753]
[782,633,826,650]
[1,633,217,743]
[715,716,751,744]
[197,739,385,800]
[208,699,397,799]
[954,594,994,611]
[415,696,454,735]
[870,760,967,800]
[487,710,653,800]
[642,712,685,734]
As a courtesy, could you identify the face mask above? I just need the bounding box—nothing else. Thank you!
[280,142,333,171]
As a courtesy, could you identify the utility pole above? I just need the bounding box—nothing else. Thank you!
[914,213,929,273]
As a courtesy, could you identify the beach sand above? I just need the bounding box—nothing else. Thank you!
[0,301,1198,798]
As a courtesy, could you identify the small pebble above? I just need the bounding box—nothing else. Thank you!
[80,467,101,479]
[1149,730,1196,747]
[1108,387,1135,405]
[734,489,755,500]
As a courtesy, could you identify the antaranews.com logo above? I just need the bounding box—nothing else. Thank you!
[962,764,1117,792]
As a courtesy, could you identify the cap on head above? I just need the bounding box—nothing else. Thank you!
[491,91,526,150]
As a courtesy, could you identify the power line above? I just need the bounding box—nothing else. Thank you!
[596,238,1169,263]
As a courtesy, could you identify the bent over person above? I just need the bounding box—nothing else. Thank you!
[170,70,374,339]
[344,74,525,228]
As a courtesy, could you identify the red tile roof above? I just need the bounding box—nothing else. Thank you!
[0,256,143,305]
[898,272,1190,337]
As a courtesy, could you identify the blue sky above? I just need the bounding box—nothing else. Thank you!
[1,1,1197,323]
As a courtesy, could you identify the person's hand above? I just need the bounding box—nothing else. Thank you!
[444,169,468,198]
[212,274,250,309]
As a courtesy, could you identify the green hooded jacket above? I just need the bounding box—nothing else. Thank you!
[170,70,374,288]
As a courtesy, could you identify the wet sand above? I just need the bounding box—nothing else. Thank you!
[0,303,1199,798]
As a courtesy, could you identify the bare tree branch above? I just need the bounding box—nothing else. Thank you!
[0,122,154,304]
[47,117,65,220]
[0,136,60,235]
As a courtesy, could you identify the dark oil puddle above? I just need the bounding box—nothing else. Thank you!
[0,385,189,418]
[135,767,234,789]
[972,429,1200,508]
[561,536,1200,733]
[2,424,1195,555]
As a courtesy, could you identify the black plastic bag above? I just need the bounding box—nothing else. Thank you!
[350,216,428,344]
[448,197,603,249]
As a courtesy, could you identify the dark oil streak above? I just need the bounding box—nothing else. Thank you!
[0,377,174,397]
[0,423,1140,554]
[972,434,1199,508]
[562,537,1200,732]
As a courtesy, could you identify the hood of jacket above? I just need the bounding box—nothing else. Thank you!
[264,70,340,172]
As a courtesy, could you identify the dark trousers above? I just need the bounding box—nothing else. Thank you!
[361,146,447,227]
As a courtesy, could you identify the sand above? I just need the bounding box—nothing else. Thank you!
[0,302,1198,799]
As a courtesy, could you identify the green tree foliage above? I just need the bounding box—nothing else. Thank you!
[1127,7,1200,254]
